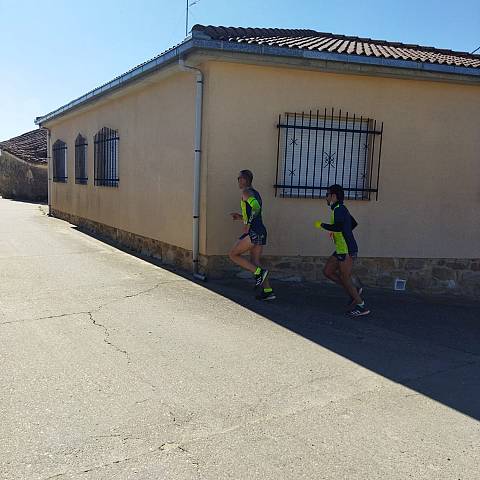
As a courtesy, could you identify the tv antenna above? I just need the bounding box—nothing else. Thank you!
[186,0,201,37]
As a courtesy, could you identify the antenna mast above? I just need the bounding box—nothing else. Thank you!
[185,0,200,37]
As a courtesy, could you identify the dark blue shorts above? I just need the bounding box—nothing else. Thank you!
[332,251,357,262]
[239,229,267,246]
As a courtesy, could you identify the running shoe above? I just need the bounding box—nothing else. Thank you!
[347,303,371,317]
[256,290,276,301]
[254,268,269,289]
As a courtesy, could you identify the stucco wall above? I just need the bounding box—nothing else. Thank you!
[47,71,201,252]
[0,151,47,201]
[204,61,480,259]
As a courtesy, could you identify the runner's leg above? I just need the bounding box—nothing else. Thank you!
[323,255,342,286]
[338,256,362,305]
[229,235,257,272]
[251,245,272,290]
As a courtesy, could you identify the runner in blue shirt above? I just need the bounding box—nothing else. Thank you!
[315,184,370,316]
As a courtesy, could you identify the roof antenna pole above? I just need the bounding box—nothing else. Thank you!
[185,0,200,37]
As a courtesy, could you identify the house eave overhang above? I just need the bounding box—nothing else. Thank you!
[35,35,480,126]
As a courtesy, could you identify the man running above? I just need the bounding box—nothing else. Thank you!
[315,184,370,316]
[229,170,275,301]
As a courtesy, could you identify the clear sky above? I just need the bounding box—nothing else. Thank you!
[1,0,479,140]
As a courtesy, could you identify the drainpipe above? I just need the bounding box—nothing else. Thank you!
[178,59,206,281]
[45,127,52,215]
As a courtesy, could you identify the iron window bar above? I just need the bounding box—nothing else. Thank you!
[94,127,119,187]
[75,134,88,185]
[274,108,384,200]
[52,140,68,183]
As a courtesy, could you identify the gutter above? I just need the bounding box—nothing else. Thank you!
[35,33,480,127]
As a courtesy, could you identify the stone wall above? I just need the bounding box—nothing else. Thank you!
[51,209,479,300]
[206,255,480,300]
[0,151,47,201]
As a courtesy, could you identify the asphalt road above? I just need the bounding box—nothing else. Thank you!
[0,199,479,480]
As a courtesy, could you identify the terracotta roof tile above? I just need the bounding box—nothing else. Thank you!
[0,128,48,164]
[193,25,480,69]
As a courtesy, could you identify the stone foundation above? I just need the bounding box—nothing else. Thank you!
[205,255,480,299]
[51,209,479,300]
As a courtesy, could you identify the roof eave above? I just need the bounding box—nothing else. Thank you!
[195,37,480,78]
[35,34,480,126]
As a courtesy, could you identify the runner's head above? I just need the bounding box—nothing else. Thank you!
[238,170,253,190]
[326,184,344,205]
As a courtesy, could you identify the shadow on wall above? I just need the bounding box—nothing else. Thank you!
[72,224,480,422]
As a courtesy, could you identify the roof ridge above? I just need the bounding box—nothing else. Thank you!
[192,24,318,39]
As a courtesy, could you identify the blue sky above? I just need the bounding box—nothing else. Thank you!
[1,0,479,139]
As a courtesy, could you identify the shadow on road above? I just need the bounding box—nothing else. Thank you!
[72,225,480,421]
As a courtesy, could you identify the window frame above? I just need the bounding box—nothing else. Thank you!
[52,139,68,183]
[94,127,119,188]
[75,134,88,185]
[274,109,383,201]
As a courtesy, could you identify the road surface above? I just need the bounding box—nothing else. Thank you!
[0,199,479,479]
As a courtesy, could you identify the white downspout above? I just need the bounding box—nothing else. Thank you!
[179,59,205,280]
[46,127,52,215]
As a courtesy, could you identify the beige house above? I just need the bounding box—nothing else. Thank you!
[35,25,480,298]
[0,129,48,201]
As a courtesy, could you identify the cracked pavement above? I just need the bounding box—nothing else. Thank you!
[0,199,479,480]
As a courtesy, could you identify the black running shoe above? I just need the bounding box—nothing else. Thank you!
[256,290,276,301]
[254,269,269,289]
[347,303,371,317]
[347,286,364,306]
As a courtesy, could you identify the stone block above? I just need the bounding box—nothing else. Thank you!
[375,258,396,271]
[299,262,314,272]
[470,262,480,272]
[446,260,471,270]
[377,275,395,288]
[404,259,426,270]
[460,271,480,285]
[408,274,431,290]
[272,262,294,270]
[432,267,455,281]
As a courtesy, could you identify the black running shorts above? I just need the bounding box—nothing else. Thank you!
[333,251,357,262]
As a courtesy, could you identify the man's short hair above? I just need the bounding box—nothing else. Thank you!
[328,184,345,202]
[239,169,253,185]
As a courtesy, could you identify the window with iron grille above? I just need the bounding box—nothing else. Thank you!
[52,140,67,183]
[94,127,119,187]
[274,109,383,200]
[75,134,88,185]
